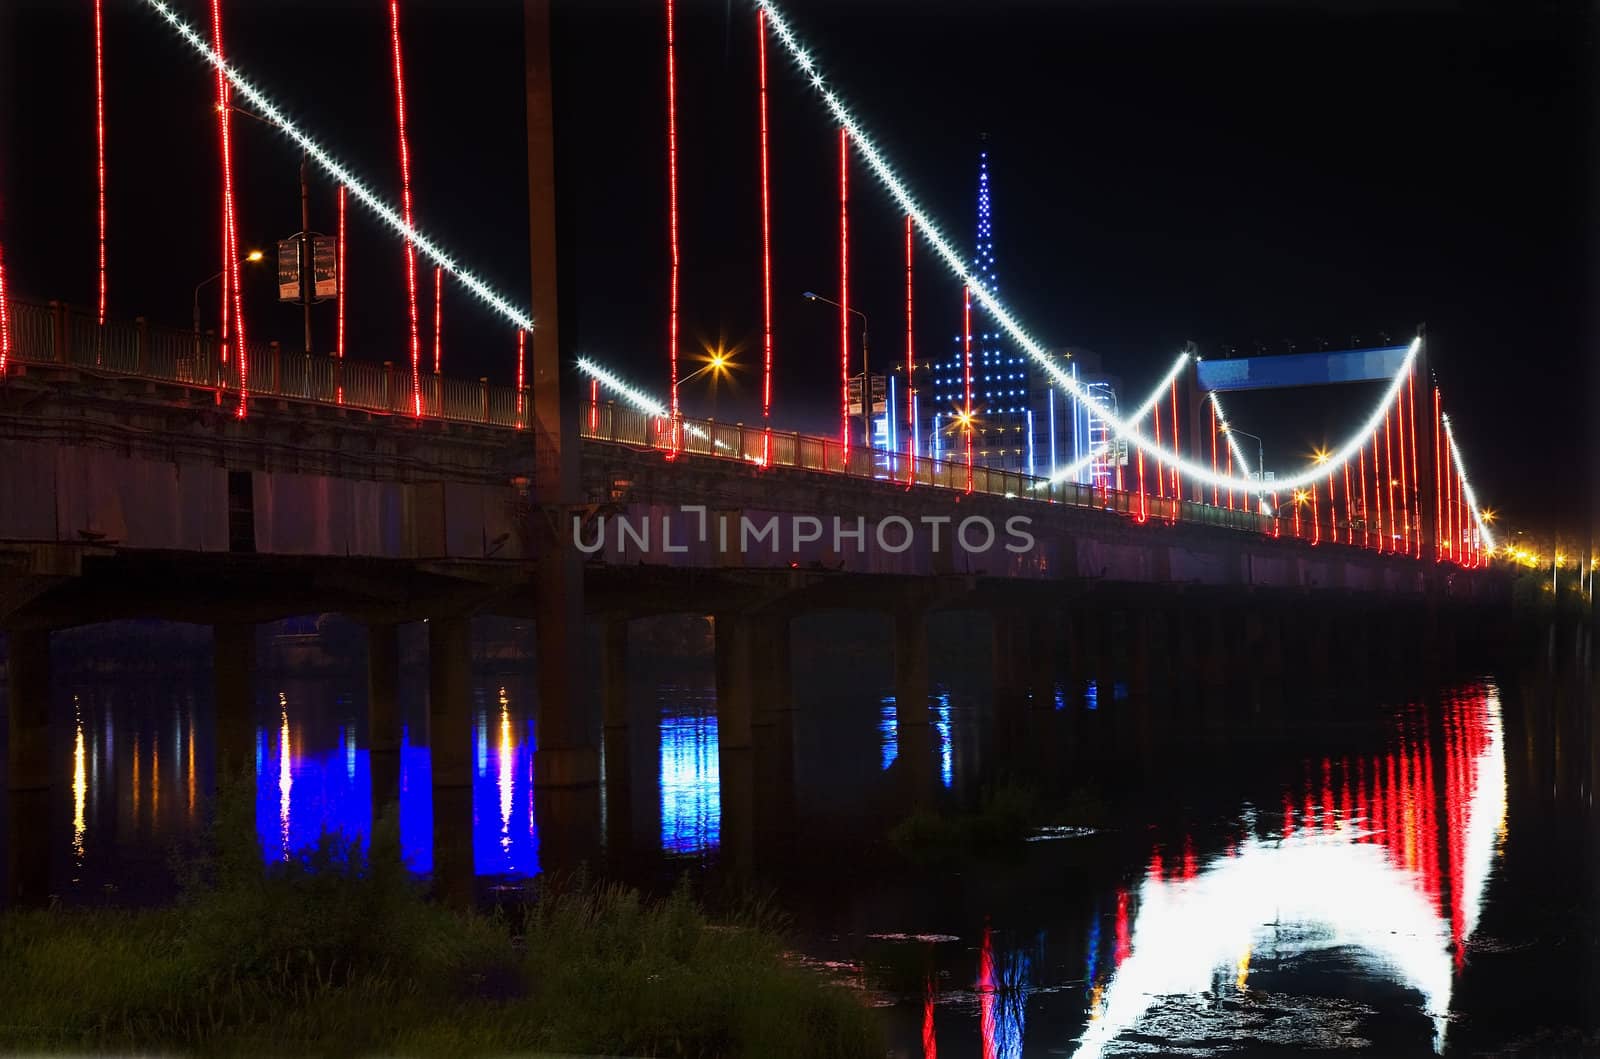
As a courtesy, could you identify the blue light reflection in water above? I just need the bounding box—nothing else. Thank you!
[879,696,898,770]
[256,689,541,881]
[659,692,720,856]
[934,693,953,789]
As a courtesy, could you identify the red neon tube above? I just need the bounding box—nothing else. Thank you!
[515,328,526,428]
[963,284,973,493]
[433,266,443,375]
[1136,446,1147,523]
[757,9,774,466]
[1153,397,1165,500]
[1209,402,1219,506]
[1383,411,1396,552]
[95,0,108,326]
[665,0,681,453]
[1342,463,1352,545]
[1408,368,1421,558]
[1170,379,1181,500]
[1359,447,1369,549]
[389,0,422,416]
[336,186,346,361]
[904,215,915,485]
[1371,434,1384,551]
[211,0,247,416]
[1433,388,1443,560]
[1395,391,1410,553]
[839,127,850,463]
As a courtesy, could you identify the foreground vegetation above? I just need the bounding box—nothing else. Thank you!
[0,801,880,1057]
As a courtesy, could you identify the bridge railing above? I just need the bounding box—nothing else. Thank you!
[3,297,530,428]
[581,400,1284,536]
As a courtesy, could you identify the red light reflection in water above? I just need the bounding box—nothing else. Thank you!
[1075,685,1505,1059]
[978,924,997,1059]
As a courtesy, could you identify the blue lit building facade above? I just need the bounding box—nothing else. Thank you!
[911,148,1118,481]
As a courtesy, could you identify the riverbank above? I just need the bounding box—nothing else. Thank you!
[0,810,880,1058]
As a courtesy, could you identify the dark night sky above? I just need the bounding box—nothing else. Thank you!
[3,0,1594,535]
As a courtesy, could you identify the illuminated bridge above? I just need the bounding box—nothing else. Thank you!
[0,0,1507,907]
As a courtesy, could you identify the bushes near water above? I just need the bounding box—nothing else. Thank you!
[0,802,880,1057]
[888,780,1106,862]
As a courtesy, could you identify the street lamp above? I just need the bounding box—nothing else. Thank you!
[802,290,870,449]
[674,349,731,418]
[193,249,265,357]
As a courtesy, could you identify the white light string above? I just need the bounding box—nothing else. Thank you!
[1442,414,1496,552]
[1044,352,1189,485]
[757,0,1427,496]
[143,0,534,333]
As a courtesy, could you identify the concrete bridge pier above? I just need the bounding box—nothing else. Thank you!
[601,617,629,730]
[1028,610,1061,709]
[892,608,937,801]
[366,623,402,827]
[713,614,755,751]
[427,615,474,907]
[6,629,52,905]
[212,624,256,784]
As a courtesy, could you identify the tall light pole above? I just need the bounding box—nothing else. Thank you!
[674,351,730,419]
[225,104,315,354]
[802,290,870,449]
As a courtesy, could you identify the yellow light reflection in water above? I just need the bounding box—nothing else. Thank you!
[278,692,292,862]
[151,733,160,823]
[499,687,513,854]
[1234,946,1251,992]
[187,709,197,820]
[131,732,140,820]
[71,698,86,865]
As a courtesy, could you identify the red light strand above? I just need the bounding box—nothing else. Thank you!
[839,127,850,464]
[1153,397,1165,500]
[433,266,442,374]
[1209,401,1219,507]
[1371,432,1384,551]
[904,214,915,486]
[1169,379,1181,500]
[757,9,774,465]
[664,0,681,453]
[1396,378,1411,554]
[336,185,346,360]
[1408,367,1421,558]
[388,0,422,417]
[1433,386,1443,561]
[1359,446,1369,549]
[210,0,247,417]
[1342,462,1352,545]
[0,239,10,373]
[94,0,108,326]
[1383,410,1396,553]
[962,283,973,493]
[1136,444,1147,523]
[516,328,526,427]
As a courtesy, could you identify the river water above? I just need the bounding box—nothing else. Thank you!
[2,615,1594,1056]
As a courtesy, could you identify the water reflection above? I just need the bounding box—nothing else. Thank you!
[1070,684,1507,1058]
[659,688,720,856]
[877,692,955,789]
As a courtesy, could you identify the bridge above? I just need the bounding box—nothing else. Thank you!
[0,0,1507,905]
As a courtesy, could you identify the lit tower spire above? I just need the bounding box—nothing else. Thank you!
[972,143,997,299]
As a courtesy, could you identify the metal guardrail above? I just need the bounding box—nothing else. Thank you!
[3,297,529,428]
[580,401,1295,538]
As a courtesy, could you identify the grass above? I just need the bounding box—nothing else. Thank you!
[888,780,1107,863]
[0,794,881,1057]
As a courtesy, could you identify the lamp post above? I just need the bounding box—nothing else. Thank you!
[802,290,870,450]
[673,351,730,421]
[193,249,264,366]
[225,104,315,354]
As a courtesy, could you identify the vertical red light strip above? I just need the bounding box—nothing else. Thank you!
[1225,442,1234,511]
[664,0,681,453]
[1395,384,1411,554]
[389,0,422,417]
[1328,473,1337,544]
[0,238,9,373]
[336,187,346,359]
[1153,398,1165,500]
[1371,434,1384,551]
[1169,379,1181,500]
[1293,495,1302,539]
[210,0,247,417]
[1359,447,1369,549]
[432,266,443,375]
[839,127,851,465]
[1342,463,1352,545]
[904,215,915,485]
[1209,402,1219,506]
[94,0,108,325]
[1408,368,1421,558]
[962,284,973,493]
[589,377,598,433]
[1135,446,1147,523]
[1271,491,1281,538]
[1443,418,1455,561]
[515,328,526,428]
[1311,481,1321,545]
[1440,385,1452,559]
[1383,412,1396,552]
[757,8,774,467]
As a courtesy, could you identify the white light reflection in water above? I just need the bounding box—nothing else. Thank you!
[277,692,292,862]
[1072,686,1506,1059]
[71,697,86,866]
[498,687,514,856]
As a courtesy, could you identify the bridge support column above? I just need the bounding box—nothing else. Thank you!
[991,609,1032,702]
[893,609,937,801]
[1029,610,1060,709]
[7,630,51,905]
[751,613,793,723]
[212,624,255,784]
[367,623,401,825]
[714,614,754,751]
[601,617,629,730]
[428,615,473,908]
